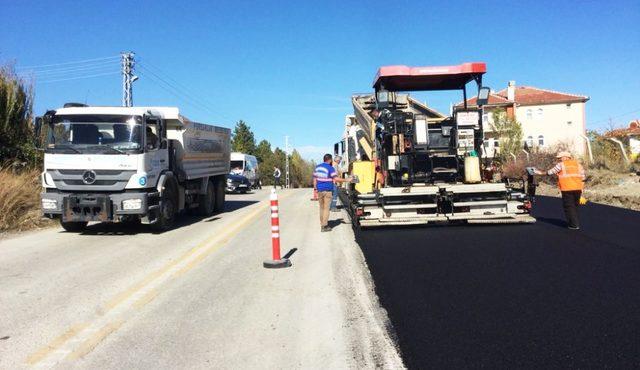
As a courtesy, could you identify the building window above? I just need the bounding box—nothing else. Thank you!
[538,135,545,146]
[566,103,572,109]
[482,114,489,124]
[567,121,572,126]
[536,108,543,118]
[493,139,499,148]
[526,136,534,147]
[526,109,532,120]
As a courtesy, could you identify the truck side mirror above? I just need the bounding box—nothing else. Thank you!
[477,87,491,106]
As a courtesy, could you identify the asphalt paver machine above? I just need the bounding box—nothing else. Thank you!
[336,63,536,227]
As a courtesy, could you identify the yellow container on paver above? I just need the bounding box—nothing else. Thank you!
[352,160,375,194]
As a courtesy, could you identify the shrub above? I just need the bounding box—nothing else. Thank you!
[0,167,49,232]
[0,64,39,166]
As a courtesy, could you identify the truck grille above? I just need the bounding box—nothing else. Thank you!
[47,169,136,191]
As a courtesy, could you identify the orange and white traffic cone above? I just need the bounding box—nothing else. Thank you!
[263,189,292,269]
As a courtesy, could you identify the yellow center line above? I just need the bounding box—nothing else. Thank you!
[25,190,294,366]
[25,323,88,365]
[66,320,125,360]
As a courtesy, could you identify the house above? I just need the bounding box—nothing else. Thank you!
[605,120,640,161]
[457,81,589,157]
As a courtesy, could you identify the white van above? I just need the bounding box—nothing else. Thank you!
[230,152,259,188]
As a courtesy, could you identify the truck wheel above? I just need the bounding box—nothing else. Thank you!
[214,178,225,212]
[60,220,88,232]
[152,186,177,231]
[198,180,215,216]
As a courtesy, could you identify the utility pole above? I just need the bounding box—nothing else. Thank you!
[121,52,137,107]
[285,135,290,189]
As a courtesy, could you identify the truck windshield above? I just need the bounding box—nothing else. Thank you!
[47,114,143,154]
[230,160,244,172]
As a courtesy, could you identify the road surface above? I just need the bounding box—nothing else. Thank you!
[356,197,640,368]
[0,189,403,369]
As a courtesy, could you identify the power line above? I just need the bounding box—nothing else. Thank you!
[36,71,120,84]
[588,108,640,127]
[137,63,230,120]
[16,55,119,70]
[137,69,227,121]
[17,60,118,76]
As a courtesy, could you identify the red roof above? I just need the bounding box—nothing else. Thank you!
[495,86,589,105]
[605,120,640,137]
[461,93,511,107]
[457,85,589,107]
[373,63,486,91]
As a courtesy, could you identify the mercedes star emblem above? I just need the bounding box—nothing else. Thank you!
[82,170,97,185]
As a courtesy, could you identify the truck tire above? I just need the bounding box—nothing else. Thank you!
[152,186,177,232]
[60,220,88,232]
[198,179,216,216]
[214,178,225,212]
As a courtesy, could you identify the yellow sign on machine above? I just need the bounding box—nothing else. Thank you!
[351,161,375,194]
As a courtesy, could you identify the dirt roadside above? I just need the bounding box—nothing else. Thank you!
[535,169,640,211]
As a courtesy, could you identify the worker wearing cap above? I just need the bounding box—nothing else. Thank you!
[536,151,585,230]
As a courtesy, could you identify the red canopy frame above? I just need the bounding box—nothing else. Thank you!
[373,63,486,92]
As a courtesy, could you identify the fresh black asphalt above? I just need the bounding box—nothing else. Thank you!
[355,197,640,368]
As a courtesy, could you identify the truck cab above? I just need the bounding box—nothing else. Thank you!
[38,105,230,232]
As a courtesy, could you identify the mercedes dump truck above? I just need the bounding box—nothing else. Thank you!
[37,104,230,232]
[335,63,535,227]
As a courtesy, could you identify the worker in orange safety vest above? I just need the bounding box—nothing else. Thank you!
[536,151,586,230]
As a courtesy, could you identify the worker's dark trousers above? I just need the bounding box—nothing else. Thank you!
[561,190,581,228]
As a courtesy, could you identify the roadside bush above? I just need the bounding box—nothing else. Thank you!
[0,167,49,232]
[0,64,39,166]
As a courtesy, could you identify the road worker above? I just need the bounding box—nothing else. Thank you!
[273,167,283,189]
[536,151,586,230]
[330,155,342,212]
[313,154,351,232]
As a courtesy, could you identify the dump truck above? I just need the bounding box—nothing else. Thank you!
[36,104,230,232]
[335,63,536,227]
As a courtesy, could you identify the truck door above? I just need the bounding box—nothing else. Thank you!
[145,116,168,187]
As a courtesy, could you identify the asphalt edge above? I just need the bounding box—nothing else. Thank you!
[331,209,406,369]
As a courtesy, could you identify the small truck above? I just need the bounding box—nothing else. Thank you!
[37,104,230,232]
[335,63,536,227]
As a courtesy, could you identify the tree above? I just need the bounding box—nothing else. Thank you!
[289,149,314,187]
[490,109,523,162]
[0,64,37,165]
[231,120,256,154]
[254,139,272,163]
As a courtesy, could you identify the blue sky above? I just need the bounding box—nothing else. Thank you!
[2,0,639,160]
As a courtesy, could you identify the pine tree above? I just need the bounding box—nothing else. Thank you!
[231,120,256,154]
[255,139,272,163]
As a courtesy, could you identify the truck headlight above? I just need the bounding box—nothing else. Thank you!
[122,199,142,210]
[42,198,57,210]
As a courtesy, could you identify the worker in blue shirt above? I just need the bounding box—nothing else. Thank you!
[313,154,351,232]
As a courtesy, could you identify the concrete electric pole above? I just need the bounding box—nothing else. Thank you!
[121,52,137,107]
[285,135,290,189]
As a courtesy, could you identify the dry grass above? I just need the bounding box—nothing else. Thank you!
[0,167,51,232]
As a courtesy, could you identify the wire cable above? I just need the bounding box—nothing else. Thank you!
[16,55,120,70]
[36,71,120,84]
[17,60,118,76]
